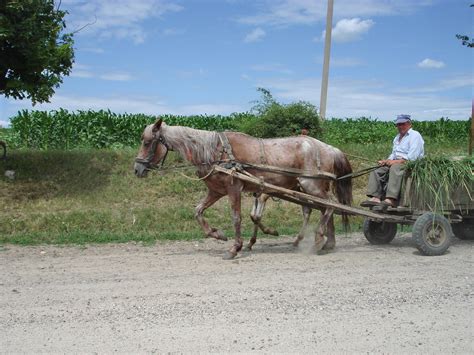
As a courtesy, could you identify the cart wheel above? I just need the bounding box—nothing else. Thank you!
[363,218,397,244]
[412,212,453,256]
[452,220,474,240]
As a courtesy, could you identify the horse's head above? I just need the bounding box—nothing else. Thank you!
[134,118,170,177]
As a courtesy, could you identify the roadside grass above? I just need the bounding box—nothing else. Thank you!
[0,140,468,246]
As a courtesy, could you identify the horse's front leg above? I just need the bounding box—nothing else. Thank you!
[195,189,227,241]
[223,189,243,260]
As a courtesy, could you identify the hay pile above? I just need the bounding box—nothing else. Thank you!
[403,156,473,211]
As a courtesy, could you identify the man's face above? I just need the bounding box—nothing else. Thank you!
[396,121,411,135]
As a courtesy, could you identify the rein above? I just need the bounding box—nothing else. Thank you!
[335,165,379,181]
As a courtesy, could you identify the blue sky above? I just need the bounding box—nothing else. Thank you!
[1,0,473,126]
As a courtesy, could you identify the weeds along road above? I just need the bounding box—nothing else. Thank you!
[1,233,472,353]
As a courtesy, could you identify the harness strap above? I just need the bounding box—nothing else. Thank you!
[218,132,235,161]
[258,139,267,165]
[239,162,337,180]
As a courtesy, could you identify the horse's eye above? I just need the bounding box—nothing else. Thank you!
[143,141,151,147]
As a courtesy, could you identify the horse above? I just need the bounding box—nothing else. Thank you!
[134,119,353,259]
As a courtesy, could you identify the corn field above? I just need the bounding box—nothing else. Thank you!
[5,109,470,149]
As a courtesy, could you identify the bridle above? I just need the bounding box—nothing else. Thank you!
[134,131,172,169]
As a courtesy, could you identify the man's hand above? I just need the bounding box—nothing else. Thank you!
[378,159,406,167]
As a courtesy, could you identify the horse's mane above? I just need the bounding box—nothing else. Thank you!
[161,125,220,165]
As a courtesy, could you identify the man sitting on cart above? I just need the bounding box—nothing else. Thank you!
[361,114,424,208]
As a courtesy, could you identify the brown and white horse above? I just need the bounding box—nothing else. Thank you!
[134,119,352,259]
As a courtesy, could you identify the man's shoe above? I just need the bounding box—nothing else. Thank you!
[381,198,397,207]
[361,198,382,207]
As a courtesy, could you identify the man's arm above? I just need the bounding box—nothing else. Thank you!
[407,132,425,160]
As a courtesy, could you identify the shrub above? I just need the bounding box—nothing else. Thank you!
[242,88,322,138]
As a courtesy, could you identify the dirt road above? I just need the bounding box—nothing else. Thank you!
[1,233,472,353]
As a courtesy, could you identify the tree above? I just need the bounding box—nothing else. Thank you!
[0,0,74,104]
[456,4,474,48]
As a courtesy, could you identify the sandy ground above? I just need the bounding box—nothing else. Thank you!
[0,233,473,354]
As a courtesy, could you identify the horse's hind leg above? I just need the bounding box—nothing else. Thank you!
[292,205,312,247]
[323,214,336,250]
[223,188,244,260]
[195,189,227,241]
[314,207,334,252]
[247,195,263,251]
[247,194,278,251]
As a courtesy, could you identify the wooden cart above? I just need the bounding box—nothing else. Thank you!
[214,165,473,256]
[362,173,473,255]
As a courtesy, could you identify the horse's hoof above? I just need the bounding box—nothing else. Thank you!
[314,236,327,252]
[210,229,227,241]
[265,228,279,236]
[322,242,335,250]
[223,251,236,260]
[244,245,253,251]
[316,248,330,255]
[293,236,302,247]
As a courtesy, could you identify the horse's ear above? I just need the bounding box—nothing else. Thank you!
[152,118,163,133]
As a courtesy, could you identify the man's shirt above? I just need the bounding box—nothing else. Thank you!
[388,128,424,161]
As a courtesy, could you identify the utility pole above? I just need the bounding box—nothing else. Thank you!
[320,0,334,121]
[470,98,473,155]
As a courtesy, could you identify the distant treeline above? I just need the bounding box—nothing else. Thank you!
[4,109,470,149]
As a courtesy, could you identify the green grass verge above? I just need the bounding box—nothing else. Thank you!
[0,140,468,245]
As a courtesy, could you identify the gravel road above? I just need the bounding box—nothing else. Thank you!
[1,233,472,353]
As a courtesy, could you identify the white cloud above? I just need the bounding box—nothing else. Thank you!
[80,47,105,54]
[250,63,292,74]
[69,64,134,81]
[99,72,134,81]
[170,104,243,116]
[244,28,266,43]
[70,64,94,78]
[254,75,470,120]
[238,0,431,26]
[1,94,245,122]
[322,18,374,43]
[162,28,186,36]
[329,57,365,67]
[176,68,208,79]
[417,58,445,69]
[397,76,472,93]
[63,0,184,44]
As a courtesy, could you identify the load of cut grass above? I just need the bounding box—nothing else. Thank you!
[404,156,473,211]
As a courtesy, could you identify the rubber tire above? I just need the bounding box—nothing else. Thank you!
[363,218,397,244]
[452,220,474,240]
[412,212,453,256]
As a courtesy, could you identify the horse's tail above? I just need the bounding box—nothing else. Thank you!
[332,150,353,230]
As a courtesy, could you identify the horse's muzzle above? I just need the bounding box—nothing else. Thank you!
[134,161,149,178]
